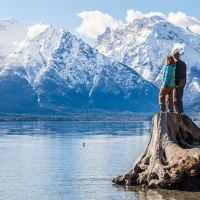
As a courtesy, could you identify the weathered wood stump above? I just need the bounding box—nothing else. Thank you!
[113,113,200,189]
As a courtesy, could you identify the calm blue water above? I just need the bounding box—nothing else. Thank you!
[0,119,200,200]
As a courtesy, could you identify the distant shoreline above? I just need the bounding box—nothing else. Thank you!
[0,112,153,122]
[0,112,198,122]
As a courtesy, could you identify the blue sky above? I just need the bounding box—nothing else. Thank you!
[1,0,200,42]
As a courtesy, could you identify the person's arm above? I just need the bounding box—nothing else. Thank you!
[161,66,166,87]
[162,66,173,86]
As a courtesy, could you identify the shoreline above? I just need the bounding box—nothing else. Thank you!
[0,112,199,122]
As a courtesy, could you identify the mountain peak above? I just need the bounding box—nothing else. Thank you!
[0,19,159,113]
[95,17,200,103]
[27,24,52,39]
[0,17,20,25]
[0,18,27,55]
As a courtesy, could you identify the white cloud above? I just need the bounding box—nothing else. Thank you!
[76,10,120,39]
[167,12,200,34]
[145,12,166,19]
[167,12,199,28]
[125,10,166,23]
[125,10,144,23]
[76,10,200,39]
[190,24,200,34]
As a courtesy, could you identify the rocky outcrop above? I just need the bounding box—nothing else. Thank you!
[113,113,200,189]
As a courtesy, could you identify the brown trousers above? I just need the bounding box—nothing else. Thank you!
[159,87,174,112]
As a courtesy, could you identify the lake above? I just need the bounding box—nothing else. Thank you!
[0,118,200,200]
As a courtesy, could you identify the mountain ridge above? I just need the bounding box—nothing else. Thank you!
[95,15,200,105]
[0,18,159,114]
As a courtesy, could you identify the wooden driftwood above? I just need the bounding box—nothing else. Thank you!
[113,113,200,189]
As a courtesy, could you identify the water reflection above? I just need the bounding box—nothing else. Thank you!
[0,119,199,200]
[119,186,200,200]
[0,121,151,137]
[0,120,150,200]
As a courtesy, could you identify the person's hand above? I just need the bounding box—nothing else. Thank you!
[176,85,179,88]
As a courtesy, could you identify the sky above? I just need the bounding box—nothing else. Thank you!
[1,0,200,43]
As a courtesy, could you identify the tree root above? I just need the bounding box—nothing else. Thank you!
[113,113,200,189]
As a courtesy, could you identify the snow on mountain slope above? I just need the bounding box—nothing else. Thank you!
[95,15,200,103]
[0,18,27,55]
[34,32,159,112]
[0,19,158,114]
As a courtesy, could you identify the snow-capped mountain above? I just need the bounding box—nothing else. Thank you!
[95,15,200,104]
[0,18,158,114]
[0,18,27,55]
[187,98,200,112]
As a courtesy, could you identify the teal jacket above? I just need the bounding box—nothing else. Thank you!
[162,64,176,87]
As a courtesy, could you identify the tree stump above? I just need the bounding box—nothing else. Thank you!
[113,113,200,189]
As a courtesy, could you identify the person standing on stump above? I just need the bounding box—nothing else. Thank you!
[159,55,176,113]
[173,51,187,114]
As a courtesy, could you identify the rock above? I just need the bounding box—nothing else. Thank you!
[113,113,200,189]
